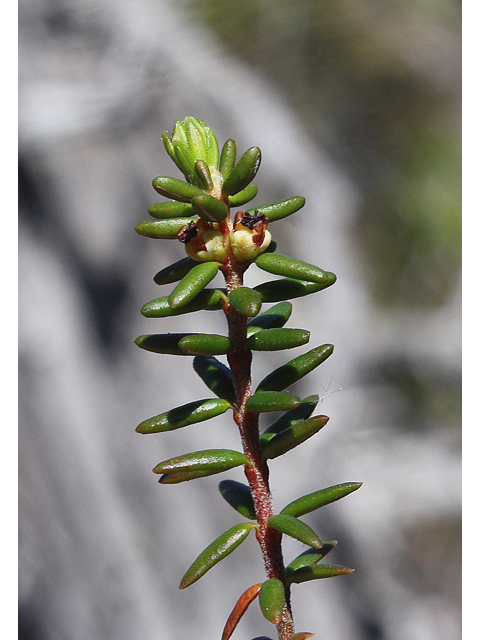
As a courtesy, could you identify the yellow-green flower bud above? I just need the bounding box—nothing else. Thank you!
[229,210,271,262]
[178,220,227,263]
[229,229,272,261]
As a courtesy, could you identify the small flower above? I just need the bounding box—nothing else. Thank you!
[229,210,272,262]
[178,219,227,263]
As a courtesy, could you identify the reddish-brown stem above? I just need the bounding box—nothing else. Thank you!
[220,250,295,640]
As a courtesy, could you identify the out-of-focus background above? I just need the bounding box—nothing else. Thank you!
[18,1,461,639]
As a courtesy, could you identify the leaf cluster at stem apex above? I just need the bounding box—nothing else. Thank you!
[134,117,360,640]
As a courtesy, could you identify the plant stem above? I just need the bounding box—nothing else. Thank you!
[221,253,295,640]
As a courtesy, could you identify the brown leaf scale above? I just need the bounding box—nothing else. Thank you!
[221,583,262,640]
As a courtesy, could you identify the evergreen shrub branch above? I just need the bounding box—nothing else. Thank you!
[135,117,361,640]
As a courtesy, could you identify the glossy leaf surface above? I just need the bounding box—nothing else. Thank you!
[178,333,234,355]
[287,634,315,640]
[258,579,285,624]
[219,479,256,519]
[179,522,257,589]
[191,193,229,222]
[193,356,236,404]
[246,328,310,351]
[255,253,330,284]
[245,391,300,413]
[280,483,362,518]
[287,564,354,585]
[135,333,195,355]
[135,218,197,239]
[261,415,329,460]
[141,289,224,317]
[152,176,204,202]
[219,139,236,179]
[253,275,337,302]
[153,257,197,285]
[148,201,194,219]
[173,142,196,180]
[222,147,261,196]
[256,344,334,392]
[159,468,231,484]
[136,398,232,434]
[168,261,220,309]
[194,159,214,191]
[267,515,322,549]
[229,287,263,317]
[285,542,337,577]
[228,184,258,207]
[260,395,319,446]
[153,449,251,475]
[247,301,292,333]
[246,196,305,222]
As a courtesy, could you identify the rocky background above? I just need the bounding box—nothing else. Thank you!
[19,1,461,639]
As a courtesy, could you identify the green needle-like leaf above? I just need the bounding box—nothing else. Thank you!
[161,130,177,163]
[246,328,310,351]
[256,344,334,392]
[219,139,237,180]
[267,514,323,549]
[148,201,195,219]
[246,196,305,223]
[245,391,300,413]
[179,522,257,589]
[153,449,251,475]
[152,176,205,202]
[193,160,214,191]
[184,117,207,162]
[141,289,225,317]
[153,257,198,285]
[219,480,256,520]
[193,356,236,403]
[285,542,338,577]
[178,333,234,355]
[258,579,285,624]
[253,275,337,302]
[204,125,219,170]
[280,483,363,518]
[261,415,329,460]
[260,395,319,446]
[255,253,330,284]
[229,287,263,317]
[222,147,261,196]
[173,142,196,180]
[158,468,223,483]
[286,564,354,585]
[136,398,232,434]
[228,184,258,207]
[135,332,233,356]
[168,261,220,310]
[135,333,196,355]
[135,218,197,239]
[191,193,228,222]
[264,239,277,254]
[171,119,189,147]
[247,301,293,334]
